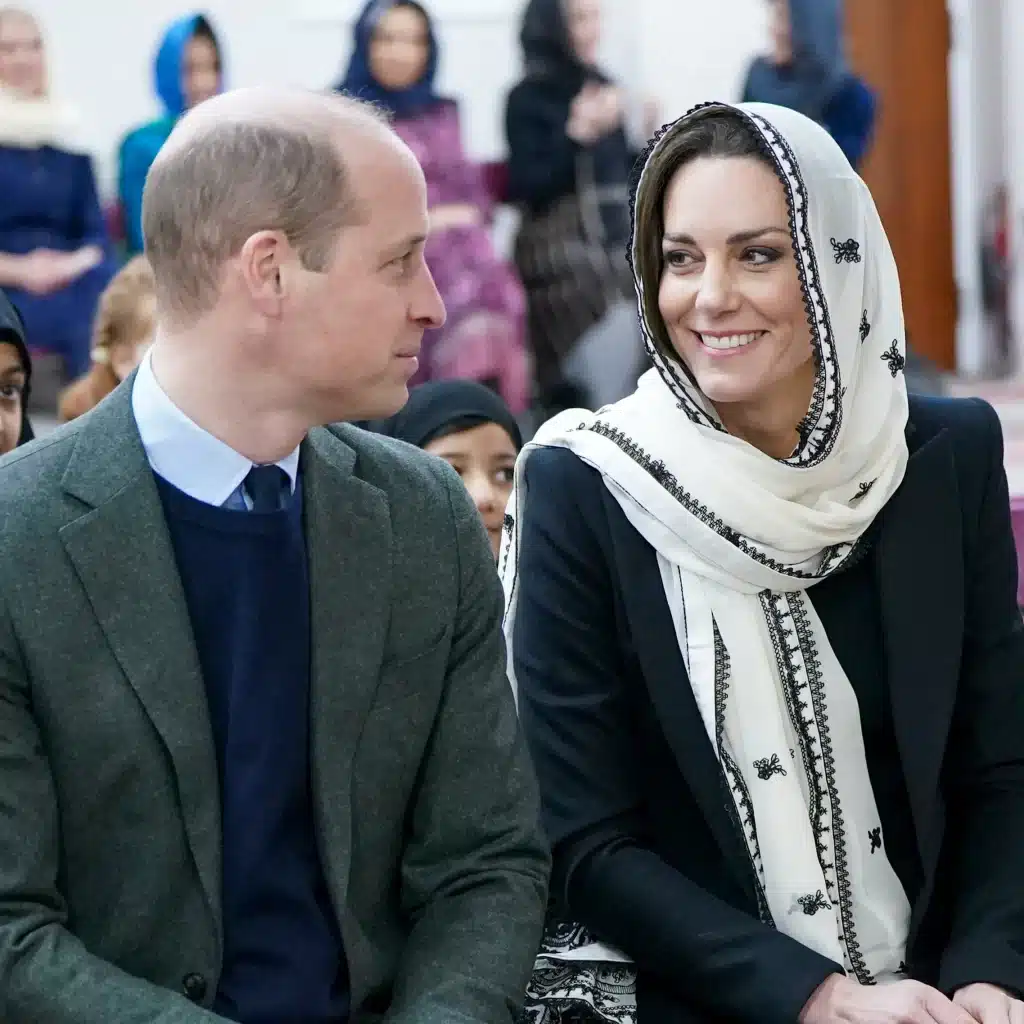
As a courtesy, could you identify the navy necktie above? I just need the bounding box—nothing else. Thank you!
[244,465,289,513]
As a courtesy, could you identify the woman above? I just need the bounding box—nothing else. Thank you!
[118,13,223,256]
[372,379,521,558]
[505,0,644,411]
[0,289,33,456]
[742,0,876,170]
[0,7,115,379]
[338,0,530,414]
[503,102,1024,1023]
[59,255,155,421]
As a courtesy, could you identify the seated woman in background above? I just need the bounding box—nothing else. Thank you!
[505,0,646,412]
[118,13,223,256]
[0,289,33,456]
[59,255,155,421]
[338,0,530,414]
[372,379,521,559]
[0,7,115,380]
[742,0,876,170]
[504,101,1024,1023]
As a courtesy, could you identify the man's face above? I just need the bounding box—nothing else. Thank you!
[276,134,446,424]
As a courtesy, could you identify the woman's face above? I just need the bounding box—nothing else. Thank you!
[425,421,518,558]
[369,5,431,92]
[657,155,814,435]
[0,342,27,456]
[181,31,220,110]
[0,10,45,98]
[564,0,601,67]
[767,0,793,65]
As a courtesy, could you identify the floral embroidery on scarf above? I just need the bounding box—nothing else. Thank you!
[754,754,788,780]
[831,237,862,263]
[881,341,906,378]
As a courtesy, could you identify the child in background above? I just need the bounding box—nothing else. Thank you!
[59,256,155,422]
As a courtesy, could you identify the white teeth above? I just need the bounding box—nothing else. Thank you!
[699,331,763,350]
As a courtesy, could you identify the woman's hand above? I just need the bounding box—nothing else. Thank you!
[429,203,482,232]
[567,83,624,144]
[953,983,1024,1023]
[16,250,72,295]
[799,974,977,1023]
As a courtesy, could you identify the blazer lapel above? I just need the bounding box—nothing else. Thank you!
[302,427,392,915]
[58,383,222,938]
[874,427,963,937]
[603,490,759,902]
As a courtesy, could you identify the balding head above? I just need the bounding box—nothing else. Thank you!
[142,86,394,324]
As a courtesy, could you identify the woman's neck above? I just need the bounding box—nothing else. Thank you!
[713,362,816,460]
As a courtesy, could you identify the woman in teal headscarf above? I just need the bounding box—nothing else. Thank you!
[117,14,223,256]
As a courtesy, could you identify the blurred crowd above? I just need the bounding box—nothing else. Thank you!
[0,0,881,440]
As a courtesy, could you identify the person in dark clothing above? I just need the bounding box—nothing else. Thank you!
[0,86,548,1024]
[742,0,876,171]
[503,101,1024,1023]
[0,289,32,455]
[505,0,641,410]
[372,379,522,558]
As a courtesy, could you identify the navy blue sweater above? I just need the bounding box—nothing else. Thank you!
[155,475,349,1024]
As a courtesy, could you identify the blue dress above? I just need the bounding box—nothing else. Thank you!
[0,144,116,377]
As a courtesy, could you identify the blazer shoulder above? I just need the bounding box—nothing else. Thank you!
[907,393,1001,460]
[906,393,1004,509]
[327,419,449,482]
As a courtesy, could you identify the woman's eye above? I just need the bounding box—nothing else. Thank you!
[744,247,782,266]
[664,250,696,269]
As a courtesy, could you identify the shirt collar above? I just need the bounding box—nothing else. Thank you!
[131,352,300,507]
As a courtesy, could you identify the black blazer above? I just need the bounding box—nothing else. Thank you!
[512,395,1024,1023]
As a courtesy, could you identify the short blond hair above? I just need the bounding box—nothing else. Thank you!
[91,255,156,354]
[141,89,389,324]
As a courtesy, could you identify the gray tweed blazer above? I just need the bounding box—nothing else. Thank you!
[0,379,548,1024]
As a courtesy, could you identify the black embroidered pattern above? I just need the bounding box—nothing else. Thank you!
[797,890,832,916]
[860,311,870,343]
[586,420,861,583]
[503,513,514,536]
[831,237,862,263]
[869,827,882,853]
[754,754,788,780]
[713,623,772,924]
[762,591,875,984]
[881,341,906,378]
[854,480,875,502]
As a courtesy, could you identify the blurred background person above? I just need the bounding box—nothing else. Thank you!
[118,12,223,257]
[741,0,876,170]
[506,0,645,415]
[58,254,154,421]
[0,6,115,383]
[338,0,530,414]
[0,287,31,455]
[371,378,522,559]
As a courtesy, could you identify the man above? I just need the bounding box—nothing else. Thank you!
[0,87,548,1023]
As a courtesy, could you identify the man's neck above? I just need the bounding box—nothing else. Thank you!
[149,338,309,465]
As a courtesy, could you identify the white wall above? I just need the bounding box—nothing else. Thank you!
[31,0,767,197]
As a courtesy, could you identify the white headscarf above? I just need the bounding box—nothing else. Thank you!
[502,101,912,986]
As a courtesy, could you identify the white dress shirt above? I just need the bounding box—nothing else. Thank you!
[131,353,300,507]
